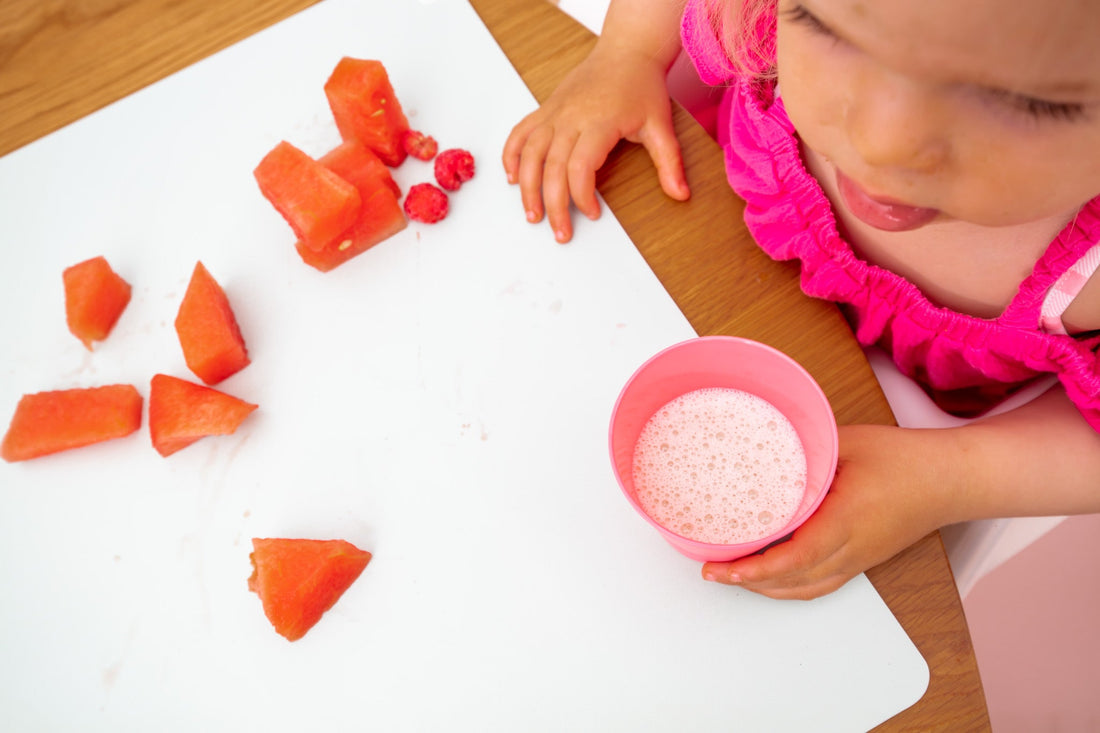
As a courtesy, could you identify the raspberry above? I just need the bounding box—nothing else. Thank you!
[403,183,449,224]
[402,129,438,161]
[434,148,476,191]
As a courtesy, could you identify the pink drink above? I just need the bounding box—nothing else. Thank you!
[632,387,807,544]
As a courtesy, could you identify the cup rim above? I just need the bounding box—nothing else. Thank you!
[609,336,839,555]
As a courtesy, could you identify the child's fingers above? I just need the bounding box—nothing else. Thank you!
[542,130,583,243]
[515,125,555,225]
[501,132,520,185]
[569,128,621,221]
[749,576,849,601]
[639,120,690,202]
[702,543,805,588]
[502,112,539,185]
[702,556,849,601]
[701,529,850,600]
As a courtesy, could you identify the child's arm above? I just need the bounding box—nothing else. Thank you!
[501,0,690,243]
[703,386,1100,600]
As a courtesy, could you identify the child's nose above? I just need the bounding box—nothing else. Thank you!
[844,68,949,172]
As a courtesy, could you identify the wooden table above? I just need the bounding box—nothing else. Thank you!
[0,0,990,729]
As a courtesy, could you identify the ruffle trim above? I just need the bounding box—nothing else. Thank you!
[680,0,738,87]
[719,79,1100,431]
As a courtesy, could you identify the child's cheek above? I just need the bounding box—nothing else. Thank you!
[775,45,846,160]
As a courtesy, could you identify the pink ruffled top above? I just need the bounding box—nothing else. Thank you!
[681,0,1100,430]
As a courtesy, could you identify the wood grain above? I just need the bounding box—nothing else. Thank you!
[0,0,990,728]
[0,0,321,157]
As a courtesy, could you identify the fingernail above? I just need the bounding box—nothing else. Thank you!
[703,571,717,582]
[726,572,743,584]
[555,230,569,243]
[526,210,538,222]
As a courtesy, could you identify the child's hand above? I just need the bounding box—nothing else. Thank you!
[701,425,952,600]
[702,388,1100,599]
[502,40,690,244]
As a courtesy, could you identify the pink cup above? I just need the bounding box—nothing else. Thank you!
[609,336,839,562]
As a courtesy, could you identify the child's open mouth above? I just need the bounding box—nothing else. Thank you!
[835,170,939,232]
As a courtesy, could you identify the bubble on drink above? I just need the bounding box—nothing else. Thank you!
[632,387,806,544]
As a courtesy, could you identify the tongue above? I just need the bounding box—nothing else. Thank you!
[836,171,938,232]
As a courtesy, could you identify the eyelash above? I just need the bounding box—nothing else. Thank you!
[998,93,1087,122]
[782,5,836,42]
[780,4,1089,123]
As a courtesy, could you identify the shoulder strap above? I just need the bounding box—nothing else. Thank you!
[1040,242,1100,334]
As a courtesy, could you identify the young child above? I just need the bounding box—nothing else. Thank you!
[502,0,1100,600]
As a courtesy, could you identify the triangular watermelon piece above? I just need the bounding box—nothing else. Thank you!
[148,374,257,457]
[174,261,250,385]
[248,538,372,641]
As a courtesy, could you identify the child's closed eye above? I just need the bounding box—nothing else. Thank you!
[987,89,1088,123]
[782,4,839,43]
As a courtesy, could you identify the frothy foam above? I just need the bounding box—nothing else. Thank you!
[632,387,806,544]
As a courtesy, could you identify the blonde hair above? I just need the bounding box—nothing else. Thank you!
[702,0,779,78]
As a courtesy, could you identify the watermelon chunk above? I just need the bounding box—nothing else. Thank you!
[253,141,361,252]
[295,141,407,272]
[248,538,372,642]
[174,262,250,385]
[1,385,143,462]
[324,58,410,167]
[148,374,257,457]
[63,256,132,349]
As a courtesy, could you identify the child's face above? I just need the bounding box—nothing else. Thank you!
[775,0,1100,231]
